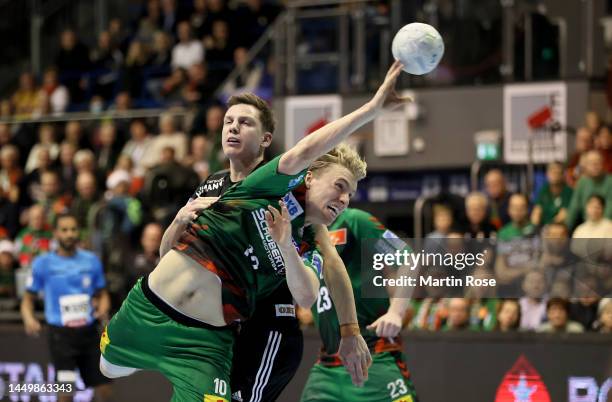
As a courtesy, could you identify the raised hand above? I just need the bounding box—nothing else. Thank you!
[264,201,292,249]
[369,60,413,114]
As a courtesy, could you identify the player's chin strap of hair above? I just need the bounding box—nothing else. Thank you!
[340,323,360,337]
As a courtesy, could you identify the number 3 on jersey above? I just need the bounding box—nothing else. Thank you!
[317,286,333,313]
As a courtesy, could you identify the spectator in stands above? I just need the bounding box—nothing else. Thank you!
[38,170,71,224]
[0,144,22,205]
[198,104,227,173]
[149,113,188,165]
[494,299,521,332]
[41,67,70,115]
[464,191,496,238]
[158,67,188,104]
[74,148,96,175]
[531,161,573,227]
[597,299,612,333]
[235,0,281,47]
[64,120,90,150]
[204,20,235,78]
[57,141,78,194]
[538,222,578,286]
[11,72,39,118]
[171,21,204,71]
[0,99,12,119]
[122,40,150,99]
[136,0,162,43]
[464,268,498,330]
[149,30,172,69]
[0,124,12,148]
[71,172,101,244]
[566,150,612,230]
[99,170,143,272]
[126,222,162,288]
[570,276,601,331]
[190,0,209,37]
[519,270,548,331]
[595,124,612,173]
[55,29,90,103]
[0,239,16,298]
[427,204,455,239]
[95,122,122,177]
[571,194,612,239]
[0,188,20,240]
[14,204,53,268]
[91,30,123,70]
[182,63,216,105]
[444,298,474,331]
[484,169,512,229]
[160,0,184,34]
[202,0,231,37]
[90,30,123,100]
[495,194,538,294]
[221,47,264,98]
[585,111,602,135]
[25,124,59,174]
[108,18,129,52]
[566,127,594,187]
[183,135,211,181]
[121,119,154,176]
[537,298,584,333]
[22,146,53,204]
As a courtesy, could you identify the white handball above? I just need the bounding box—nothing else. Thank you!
[391,23,444,75]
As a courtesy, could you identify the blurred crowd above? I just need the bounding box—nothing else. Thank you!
[1,106,609,335]
[0,105,231,308]
[1,0,279,119]
[299,111,611,335]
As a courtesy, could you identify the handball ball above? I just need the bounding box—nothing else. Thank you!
[392,23,444,75]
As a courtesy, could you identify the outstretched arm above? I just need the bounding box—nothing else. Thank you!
[278,61,410,175]
[315,225,372,387]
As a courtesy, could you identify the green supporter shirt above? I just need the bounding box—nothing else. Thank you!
[497,222,537,242]
[565,174,612,229]
[312,208,408,364]
[534,183,573,225]
[176,154,322,323]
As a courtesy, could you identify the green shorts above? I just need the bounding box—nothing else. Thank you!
[300,352,418,402]
[100,277,235,402]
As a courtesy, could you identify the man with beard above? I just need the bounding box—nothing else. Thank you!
[21,213,113,402]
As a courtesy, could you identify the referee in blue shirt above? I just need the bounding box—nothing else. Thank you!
[20,212,113,402]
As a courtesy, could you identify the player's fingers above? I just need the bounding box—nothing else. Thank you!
[264,210,274,225]
[278,201,290,219]
[376,320,387,337]
[365,348,373,367]
[352,357,366,386]
[366,317,380,331]
[345,358,359,385]
[268,205,281,220]
[360,353,370,381]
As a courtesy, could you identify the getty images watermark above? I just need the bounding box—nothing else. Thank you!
[360,236,610,299]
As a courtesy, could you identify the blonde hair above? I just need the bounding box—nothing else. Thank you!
[309,143,367,181]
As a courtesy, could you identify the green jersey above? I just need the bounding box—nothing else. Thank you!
[534,183,573,225]
[313,208,407,365]
[176,155,322,323]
